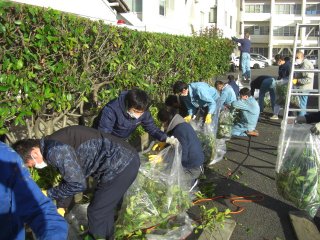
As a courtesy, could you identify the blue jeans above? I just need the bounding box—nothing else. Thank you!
[241,52,251,80]
[298,95,308,116]
[259,78,276,112]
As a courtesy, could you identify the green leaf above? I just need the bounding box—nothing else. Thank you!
[14,20,22,25]
[16,59,24,70]
[0,86,10,92]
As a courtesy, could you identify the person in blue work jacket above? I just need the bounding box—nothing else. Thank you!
[214,80,237,107]
[93,88,177,148]
[172,81,220,124]
[231,88,260,136]
[232,32,251,82]
[0,141,67,240]
[12,125,141,240]
[250,75,276,114]
[153,108,204,191]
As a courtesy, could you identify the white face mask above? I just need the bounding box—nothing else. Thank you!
[31,155,47,169]
[127,111,139,119]
[295,59,302,65]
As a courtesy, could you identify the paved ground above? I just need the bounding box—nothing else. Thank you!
[187,66,320,240]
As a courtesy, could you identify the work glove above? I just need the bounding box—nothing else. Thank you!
[310,122,320,135]
[57,208,65,217]
[205,114,212,124]
[165,136,178,145]
[152,142,167,151]
[148,155,163,163]
[292,79,298,85]
[184,115,192,123]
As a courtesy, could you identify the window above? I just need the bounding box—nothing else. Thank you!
[124,0,142,12]
[159,0,166,16]
[306,27,319,37]
[251,48,268,57]
[225,11,227,27]
[275,4,302,14]
[230,16,232,29]
[273,48,292,58]
[244,26,269,35]
[209,7,217,23]
[306,4,320,15]
[273,26,296,36]
[245,4,271,13]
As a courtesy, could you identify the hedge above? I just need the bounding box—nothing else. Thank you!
[0,1,233,141]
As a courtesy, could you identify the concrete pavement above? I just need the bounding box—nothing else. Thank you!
[187,66,320,240]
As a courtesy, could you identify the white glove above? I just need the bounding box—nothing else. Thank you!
[295,116,306,123]
[165,136,178,145]
[310,122,320,135]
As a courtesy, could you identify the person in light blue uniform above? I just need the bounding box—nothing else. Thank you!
[214,80,237,107]
[231,88,260,136]
[173,81,220,124]
[232,32,251,81]
[0,141,67,240]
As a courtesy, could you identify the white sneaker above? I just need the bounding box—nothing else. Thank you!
[270,115,279,120]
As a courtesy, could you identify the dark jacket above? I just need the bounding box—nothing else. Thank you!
[305,111,320,123]
[250,75,274,96]
[228,80,240,96]
[166,114,204,169]
[233,37,251,53]
[278,60,291,80]
[0,142,67,240]
[96,91,167,141]
[42,126,140,202]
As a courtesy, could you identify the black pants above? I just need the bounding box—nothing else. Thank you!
[87,157,140,239]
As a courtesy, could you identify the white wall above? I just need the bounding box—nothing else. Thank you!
[11,0,118,24]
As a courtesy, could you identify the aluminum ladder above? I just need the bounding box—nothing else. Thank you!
[278,23,320,162]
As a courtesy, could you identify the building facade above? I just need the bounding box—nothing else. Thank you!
[241,0,320,60]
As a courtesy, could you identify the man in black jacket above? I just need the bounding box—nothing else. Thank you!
[13,125,140,240]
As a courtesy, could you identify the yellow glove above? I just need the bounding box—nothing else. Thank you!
[57,208,65,217]
[148,155,163,163]
[42,190,47,196]
[205,114,212,124]
[152,142,167,151]
[184,115,192,123]
[292,79,298,85]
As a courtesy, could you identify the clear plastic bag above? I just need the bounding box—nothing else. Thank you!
[190,120,226,166]
[115,144,193,238]
[217,108,234,139]
[145,213,194,240]
[276,124,320,217]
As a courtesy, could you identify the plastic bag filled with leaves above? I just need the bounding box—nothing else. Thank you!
[217,108,234,139]
[190,120,216,164]
[190,119,226,165]
[276,124,320,217]
[115,144,192,239]
[275,79,300,108]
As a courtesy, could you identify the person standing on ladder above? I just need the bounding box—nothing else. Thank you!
[232,32,252,82]
[293,51,314,116]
